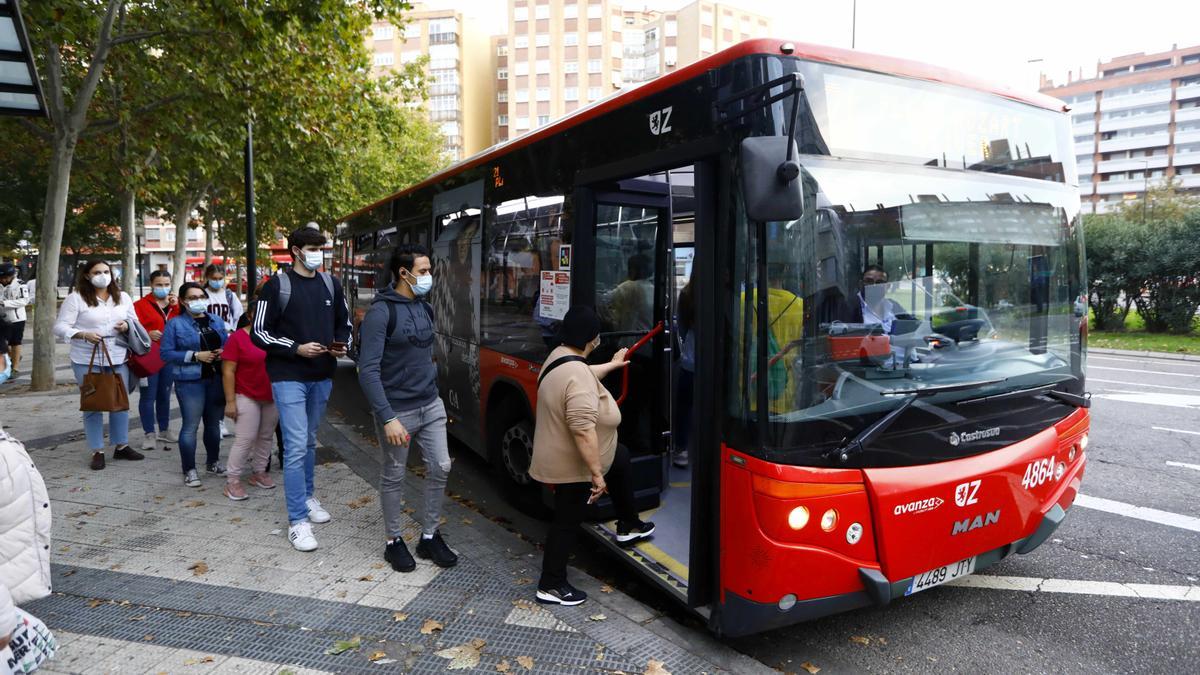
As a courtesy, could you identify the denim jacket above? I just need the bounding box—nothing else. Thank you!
[161,312,228,381]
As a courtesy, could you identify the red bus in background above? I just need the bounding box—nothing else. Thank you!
[337,39,1089,636]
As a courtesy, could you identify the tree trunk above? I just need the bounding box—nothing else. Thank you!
[30,136,77,391]
[171,197,195,285]
[204,218,214,266]
[119,188,137,296]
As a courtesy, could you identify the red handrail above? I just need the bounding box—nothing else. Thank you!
[617,321,664,405]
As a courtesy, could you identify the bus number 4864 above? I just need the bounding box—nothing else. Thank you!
[1021,457,1058,490]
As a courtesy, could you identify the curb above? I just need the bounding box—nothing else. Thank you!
[1090,347,1200,363]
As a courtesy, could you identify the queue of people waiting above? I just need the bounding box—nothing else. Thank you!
[43,225,655,608]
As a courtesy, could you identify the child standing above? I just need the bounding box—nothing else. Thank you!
[221,299,278,500]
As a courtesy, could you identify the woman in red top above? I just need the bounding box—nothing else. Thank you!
[220,296,278,500]
[132,271,180,451]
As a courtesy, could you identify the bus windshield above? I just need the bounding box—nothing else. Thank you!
[726,64,1084,465]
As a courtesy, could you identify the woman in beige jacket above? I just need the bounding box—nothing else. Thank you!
[530,306,655,606]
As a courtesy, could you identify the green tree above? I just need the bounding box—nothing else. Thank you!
[1082,214,1145,331]
[1131,212,1200,334]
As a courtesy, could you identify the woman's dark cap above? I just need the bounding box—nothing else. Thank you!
[557,306,601,350]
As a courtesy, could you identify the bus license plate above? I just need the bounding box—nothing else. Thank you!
[905,556,976,596]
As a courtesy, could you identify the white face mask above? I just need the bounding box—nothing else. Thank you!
[90,273,111,289]
[409,273,433,296]
[301,250,323,271]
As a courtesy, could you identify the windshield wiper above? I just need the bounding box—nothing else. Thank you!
[824,379,1005,464]
[955,380,1090,408]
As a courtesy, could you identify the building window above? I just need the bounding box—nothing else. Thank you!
[498,114,509,126]
[497,91,508,102]
[400,49,420,64]
[515,89,529,102]
[403,22,421,39]
[587,4,602,19]
[514,35,529,49]
[516,117,531,129]
[587,59,602,73]
[536,87,550,101]
[564,61,579,74]
[373,25,394,41]
[534,4,550,20]
[564,33,578,46]
[497,68,508,80]
[535,33,550,47]
[564,87,579,101]
[666,20,677,37]
[374,52,395,67]
[587,86,602,100]
[515,62,529,76]
[587,31,602,46]
[564,4,578,19]
[496,44,508,56]
[537,115,551,126]
[514,7,529,21]
[664,46,677,66]
[535,59,551,74]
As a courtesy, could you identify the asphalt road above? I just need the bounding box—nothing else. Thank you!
[329,351,1200,674]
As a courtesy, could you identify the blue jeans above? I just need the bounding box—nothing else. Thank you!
[71,362,131,452]
[138,365,174,434]
[176,377,223,473]
[273,379,332,524]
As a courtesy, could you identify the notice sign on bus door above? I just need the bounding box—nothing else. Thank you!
[540,271,571,321]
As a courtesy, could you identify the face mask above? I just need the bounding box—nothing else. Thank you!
[153,287,169,299]
[90,273,111,289]
[864,285,887,306]
[187,300,208,315]
[589,337,601,352]
[301,250,323,271]
[208,279,224,291]
[409,273,433,296]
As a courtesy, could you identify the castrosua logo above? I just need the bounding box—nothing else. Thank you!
[949,427,1001,446]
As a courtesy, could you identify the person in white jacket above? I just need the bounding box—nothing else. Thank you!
[52,260,145,471]
[0,263,29,375]
[0,428,58,673]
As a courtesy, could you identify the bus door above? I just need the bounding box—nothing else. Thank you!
[574,164,707,606]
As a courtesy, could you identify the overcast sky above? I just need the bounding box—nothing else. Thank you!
[428,0,1196,92]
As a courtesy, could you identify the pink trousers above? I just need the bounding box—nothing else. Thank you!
[226,394,279,481]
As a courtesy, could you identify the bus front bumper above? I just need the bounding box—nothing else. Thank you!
[717,503,1069,637]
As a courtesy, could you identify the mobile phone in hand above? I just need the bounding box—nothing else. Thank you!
[329,341,347,351]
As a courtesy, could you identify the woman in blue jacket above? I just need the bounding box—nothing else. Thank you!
[162,282,228,487]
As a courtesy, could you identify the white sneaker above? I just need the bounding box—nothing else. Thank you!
[288,521,318,552]
[219,420,231,438]
[141,430,156,451]
[158,429,178,445]
[306,497,331,524]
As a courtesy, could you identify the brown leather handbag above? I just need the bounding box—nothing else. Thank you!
[79,341,130,412]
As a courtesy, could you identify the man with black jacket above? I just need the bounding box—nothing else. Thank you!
[251,226,352,552]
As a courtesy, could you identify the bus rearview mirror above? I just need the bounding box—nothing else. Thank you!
[740,136,804,222]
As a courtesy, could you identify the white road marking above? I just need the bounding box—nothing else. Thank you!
[1075,494,1200,533]
[1154,426,1200,437]
[1088,365,1198,377]
[1092,392,1200,409]
[947,575,1200,601]
[1089,378,1200,392]
[1089,355,1200,368]
[1166,461,1200,472]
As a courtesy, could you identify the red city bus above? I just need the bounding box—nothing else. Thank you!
[338,39,1089,636]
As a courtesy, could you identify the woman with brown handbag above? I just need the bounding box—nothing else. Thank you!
[52,260,145,470]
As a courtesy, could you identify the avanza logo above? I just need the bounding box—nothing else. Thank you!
[893,496,944,516]
[949,426,1001,446]
[951,509,1001,535]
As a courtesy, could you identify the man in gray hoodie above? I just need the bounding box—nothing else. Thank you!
[356,244,458,572]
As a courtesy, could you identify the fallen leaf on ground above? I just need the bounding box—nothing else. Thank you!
[372,562,386,569]
[392,612,408,622]
[358,575,374,582]
[129,615,146,622]
[461,518,473,525]
[588,613,607,622]
[87,599,103,608]
[152,495,165,502]
[496,659,512,672]
[229,517,243,524]
[175,611,192,618]
[800,662,821,674]
[251,620,273,627]
[419,619,444,635]
[850,635,871,646]
[600,584,614,593]
[511,599,537,611]
[514,577,533,586]
[434,639,486,670]
[142,634,155,642]
[347,495,374,509]
[515,656,534,670]
[368,651,388,662]
[644,660,671,675]
[324,636,362,655]
[877,637,888,645]
[188,561,209,576]
[183,500,204,508]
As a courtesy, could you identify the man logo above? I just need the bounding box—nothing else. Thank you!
[951,509,1000,535]
[649,106,673,136]
[954,479,980,507]
[949,431,961,446]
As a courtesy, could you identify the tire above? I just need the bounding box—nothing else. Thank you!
[488,400,548,517]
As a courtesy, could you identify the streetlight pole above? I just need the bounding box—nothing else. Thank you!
[1141,159,1149,223]
[851,0,857,49]
[244,117,257,298]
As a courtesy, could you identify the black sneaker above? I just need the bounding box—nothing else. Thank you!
[415,531,459,568]
[536,584,588,606]
[384,539,416,573]
[615,519,656,544]
[112,445,145,461]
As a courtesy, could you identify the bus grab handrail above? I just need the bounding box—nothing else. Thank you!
[617,321,664,406]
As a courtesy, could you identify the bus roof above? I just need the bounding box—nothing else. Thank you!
[342,38,1067,222]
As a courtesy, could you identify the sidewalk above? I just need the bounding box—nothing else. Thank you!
[0,345,769,674]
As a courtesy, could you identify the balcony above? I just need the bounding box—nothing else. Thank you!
[1099,88,1172,112]
[1173,152,1200,167]
[1098,110,1170,132]
[1072,118,1095,134]
[1174,128,1200,144]
[1074,140,1095,155]
[1095,178,1148,195]
[1176,82,1200,102]
[428,110,459,122]
[1175,106,1200,124]
[429,32,459,45]
[1097,155,1169,174]
[1177,173,1200,188]
[1097,132,1171,154]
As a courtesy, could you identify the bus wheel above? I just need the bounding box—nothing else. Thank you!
[499,418,535,487]
[488,403,546,516]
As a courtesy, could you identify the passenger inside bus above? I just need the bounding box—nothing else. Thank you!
[746,263,805,413]
[604,253,654,335]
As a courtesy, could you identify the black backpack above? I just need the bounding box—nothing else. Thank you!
[348,298,433,363]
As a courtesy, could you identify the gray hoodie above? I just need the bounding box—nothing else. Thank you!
[356,286,439,421]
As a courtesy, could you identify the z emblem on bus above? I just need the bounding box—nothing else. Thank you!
[649,106,673,136]
[954,479,980,507]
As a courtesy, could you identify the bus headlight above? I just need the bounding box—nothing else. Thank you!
[820,508,838,532]
[1079,433,1089,450]
[787,506,810,530]
[1069,445,1077,462]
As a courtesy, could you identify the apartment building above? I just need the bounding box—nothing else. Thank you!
[495,0,773,143]
[1040,44,1200,213]
[368,5,492,160]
